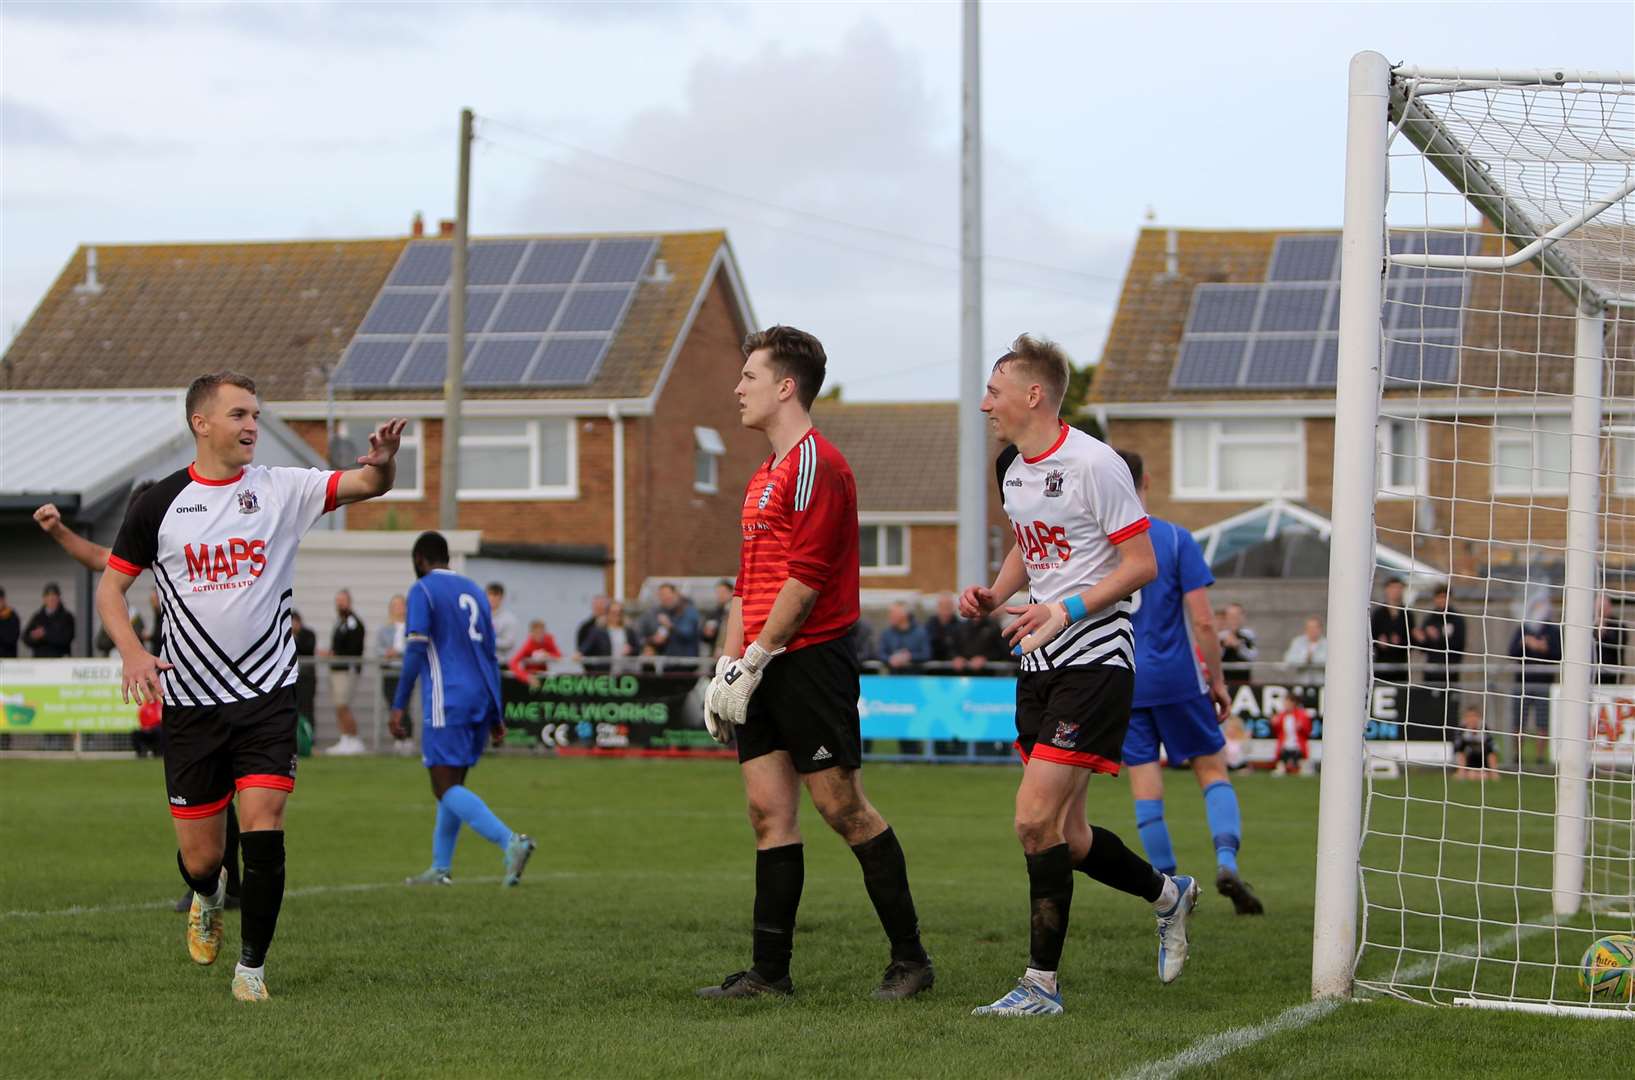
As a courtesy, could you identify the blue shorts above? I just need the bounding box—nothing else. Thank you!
[1123,693,1225,767]
[421,722,489,769]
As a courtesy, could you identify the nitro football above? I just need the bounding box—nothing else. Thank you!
[1578,934,1635,1001]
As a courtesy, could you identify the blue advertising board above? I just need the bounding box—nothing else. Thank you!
[857,675,1017,742]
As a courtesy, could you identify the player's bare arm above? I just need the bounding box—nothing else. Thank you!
[719,596,745,659]
[1185,588,1232,718]
[751,579,819,653]
[35,503,112,573]
[333,418,409,506]
[96,565,170,704]
[1007,530,1158,653]
[961,543,1027,619]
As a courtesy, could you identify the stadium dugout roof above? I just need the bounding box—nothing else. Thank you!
[0,230,750,409]
[1194,498,1445,583]
[0,390,324,515]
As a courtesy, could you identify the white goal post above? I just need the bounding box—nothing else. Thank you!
[1314,52,1634,1017]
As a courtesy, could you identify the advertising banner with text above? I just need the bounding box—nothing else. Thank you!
[0,659,140,733]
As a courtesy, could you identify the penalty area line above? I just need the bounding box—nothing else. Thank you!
[1114,998,1342,1080]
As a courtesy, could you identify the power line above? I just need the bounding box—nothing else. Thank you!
[477,114,1125,285]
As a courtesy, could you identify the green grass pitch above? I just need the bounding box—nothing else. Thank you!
[0,756,1616,1078]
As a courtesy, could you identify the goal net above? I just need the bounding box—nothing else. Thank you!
[1314,55,1635,1018]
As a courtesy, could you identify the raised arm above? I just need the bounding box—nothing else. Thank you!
[333,418,408,506]
[35,504,111,573]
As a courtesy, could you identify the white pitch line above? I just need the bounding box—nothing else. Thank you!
[2,876,501,921]
[1116,919,1558,1080]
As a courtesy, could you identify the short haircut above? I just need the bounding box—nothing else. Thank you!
[1384,576,1405,589]
[184,371,257,435]
[743,325,826,410]
[1116,449,1144,487]
[486,581,505,596]
[413,531,451,566]
[43,582,61,598]
[993,333,1070,412]
[1433,584,1449,597]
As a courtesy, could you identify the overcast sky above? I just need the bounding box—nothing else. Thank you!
[3,1,1630,400]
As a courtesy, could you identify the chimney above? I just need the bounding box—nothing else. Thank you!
[74,247,104,296]
[438,219,456,237]
[411,212,425,238]
[645,257,674,284]
[1163,228,1179,278]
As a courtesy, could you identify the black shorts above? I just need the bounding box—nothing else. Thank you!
[162,685,299,819]
[736,635,862,774]
[1014,665,1132,775]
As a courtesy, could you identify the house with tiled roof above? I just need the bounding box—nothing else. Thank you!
[1089,225,1635,589]
[2,226,762,628]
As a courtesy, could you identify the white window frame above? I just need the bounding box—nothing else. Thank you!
[1491,414,1571,497]
[1613,427,1635,496]
[338,420,423,501]
[858,522,910,575]
[1171,418,1306,501]
[456,417,578,501]
[693,426,724,495]
[1377,417,1427,500]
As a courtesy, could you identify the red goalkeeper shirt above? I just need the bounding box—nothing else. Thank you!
[736,428,860,653]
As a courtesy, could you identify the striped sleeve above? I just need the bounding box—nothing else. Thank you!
[785,439,848,590]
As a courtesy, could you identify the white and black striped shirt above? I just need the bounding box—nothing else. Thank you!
[996,425,1150,674]
[109,463,340,706]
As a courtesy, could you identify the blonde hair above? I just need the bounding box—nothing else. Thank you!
[993,333,1070,411]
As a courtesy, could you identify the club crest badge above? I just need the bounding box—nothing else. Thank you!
[1043,469,1065,498]
[237,489,261,515]
[757,483,776,509]
[1052,720,1080,748]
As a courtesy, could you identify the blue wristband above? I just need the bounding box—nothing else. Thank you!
[1063,594,1088,623]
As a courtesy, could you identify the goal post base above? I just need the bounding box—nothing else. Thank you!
[1452,998,1635,1021]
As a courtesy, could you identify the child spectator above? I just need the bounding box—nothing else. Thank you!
[1452,706,1497,781]
[1271,698,1313,776]
[510,620,563,686]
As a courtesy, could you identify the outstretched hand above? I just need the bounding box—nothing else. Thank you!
[958,584,997,619]
[357,418,409,467]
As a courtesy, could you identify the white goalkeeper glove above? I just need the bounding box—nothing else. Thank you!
[703,655,736,744]
[704,642,780,738]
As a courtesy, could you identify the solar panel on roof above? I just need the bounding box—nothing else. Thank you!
[333,340,409,387]
[360,291,438,335]
[581,238,656,284]
[1244,338,1319,386]
[467,242,528,286]
[489,288,566,333]
[1315,338,1339,384]
[389,244,451,287]
[1386,332,1458,383]
[526,337,610,386]
[557,287,634,333]
[1171,338,1247,388]
[516,240,590,285]
[1186,286,1259,333]
[1268,236,1339,282]
[394,339,469,388]
[426,289,503,334]
[1257,286,1329,332]
[466,338,544,386]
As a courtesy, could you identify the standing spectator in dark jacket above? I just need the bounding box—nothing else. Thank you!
[0,587,19,658]
[290,611,318,721]
[1413,585,1467,686]
[876,602,931,672]
[580,601,642,673]
[1371,578,1412,676]
[1508,597,1562,766]
[1595,594,1626,682]
[1218,602,1258,672]
[700,580,735,657]
[952,613,1010,673]
[926,594,961,664]
[574,595,609,660]
[640,583,701,660]
[323,590,367,756]
[25,583,75,658]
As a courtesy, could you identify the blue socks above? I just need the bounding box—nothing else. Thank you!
[432,800,462,870]
[440,785,512,849]
[1203,780,1242,873]
[1134,798,1176,877]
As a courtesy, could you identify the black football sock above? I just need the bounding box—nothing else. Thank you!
[176,850,223,899]
[238,830,286,969]
[1026,843,1074,973]
[750,844,804,984]
[1076,825,1165,903]
[850,827,929,964]
[224,803,243,897]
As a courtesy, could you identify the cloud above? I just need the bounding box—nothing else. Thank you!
[2,99,77,148]
[498,20,1123,399]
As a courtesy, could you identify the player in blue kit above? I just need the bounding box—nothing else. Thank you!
[389,531,535,887]
[1115,452,1263,915]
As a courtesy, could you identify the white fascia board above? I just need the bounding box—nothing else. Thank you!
[267,397,654,420]
[298,529,483,555]
[1099,397,1629,420]
[857,511,958,525]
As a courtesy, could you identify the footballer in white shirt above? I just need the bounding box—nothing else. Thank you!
[960,335,1199,1017]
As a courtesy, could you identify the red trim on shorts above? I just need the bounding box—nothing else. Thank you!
[1108,517,1152,544]
[169,791,233,820]
[107,554,145,578]
[236,774,295,793]
[323,469,342,513]
[188,464,244,487]
[1014,740,1030,765]
[1023,423,1070,465]
[1029,743,1122,775]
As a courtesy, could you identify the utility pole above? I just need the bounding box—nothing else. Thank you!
[439,107,473,530]
[957,0,987,587]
